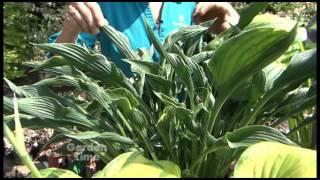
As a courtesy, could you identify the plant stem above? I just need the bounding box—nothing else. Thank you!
[190,145,226,172]
[4,122,42,178]
[242,91,276,126]
[138,129,158,161]
[207,96,226,133]
[116,109,133,135]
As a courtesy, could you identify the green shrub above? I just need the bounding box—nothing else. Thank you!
[3,2,67,80]
[4,3,30,79]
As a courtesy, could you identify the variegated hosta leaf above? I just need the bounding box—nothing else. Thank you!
[25,60,76,76]
[101,24,139,60]
[145,74,174,96]
[93,151,180,178]
[32,43,137,96]
[233,142,316,178]
[170,45,210,107]
[164,19,216,50]
[38,168,81,178]
[5,78,59,98]
[34,75,82,89]
[191,50,214,64]
[122,59,161,75]
[64,131,134,145]
[157,106,176,150]
[153,91,185,108]
[4,78,85,113]
[5,96,98,130]
[144,17,182,67]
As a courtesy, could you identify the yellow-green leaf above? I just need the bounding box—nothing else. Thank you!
[233,142,316,178]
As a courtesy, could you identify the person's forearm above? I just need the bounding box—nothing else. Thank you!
[56,26,79,44]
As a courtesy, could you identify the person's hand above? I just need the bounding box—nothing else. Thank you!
[63,2,106,35]
[193,2,239,34]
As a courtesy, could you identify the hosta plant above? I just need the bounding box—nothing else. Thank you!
[3,3,316,178]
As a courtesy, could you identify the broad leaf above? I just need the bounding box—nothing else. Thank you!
[64,131,134,145]
[233,142,316,178]
[38,168,81,178]
[237,2,269,29]
[225,125,296,148]
[93,151,180,178]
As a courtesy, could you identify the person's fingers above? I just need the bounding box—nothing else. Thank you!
[68,4,90,33]
[229,10,240,26]
[85,2,106,27]
[210,21,230,34]
[193,3,202,16]
[64,11,80,30]
[193,3,206,24]
[72,2,95,34]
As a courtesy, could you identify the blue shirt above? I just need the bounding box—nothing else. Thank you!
[48,2,196,77]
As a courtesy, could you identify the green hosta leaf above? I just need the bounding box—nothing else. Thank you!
[243,13,296,31]
[193,125,297,171]
[262,61,286,91]
[38,168,81,178]
[229,76,253,101]
[233,142,316,178]
[248,70,266,103]
[237,2,269,30]
[271,95,316,128]
[94,151,180,178]
[269,87,314,117]
[208,23,297,92]
[225,125,296,148]
[64,131,134,145]
[244,49,316,126]
[272,49,316,91]
[207,15,297,105]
